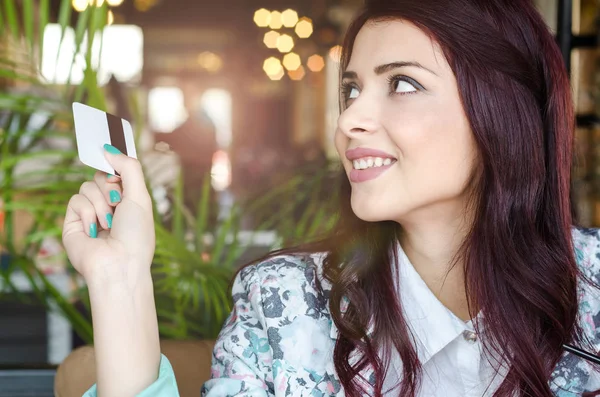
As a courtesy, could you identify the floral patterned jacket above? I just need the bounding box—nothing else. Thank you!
[200,227,600,396]
[82,227,600,397]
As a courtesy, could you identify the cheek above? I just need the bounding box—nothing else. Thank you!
[334,128,347,159]
[388,113,476,193]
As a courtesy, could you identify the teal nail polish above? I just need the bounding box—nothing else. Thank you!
[89,223,97,238]
[106,173,114,178]
[106,213,113,228]
[109,190,121,203]
[103,144,122,155]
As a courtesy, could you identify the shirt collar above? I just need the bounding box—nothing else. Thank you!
[394,241,484,365]
[327,243,485,365]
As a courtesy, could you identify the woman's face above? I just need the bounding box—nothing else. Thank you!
[334,20,478,225]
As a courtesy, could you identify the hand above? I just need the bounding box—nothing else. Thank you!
[62,144,155,289]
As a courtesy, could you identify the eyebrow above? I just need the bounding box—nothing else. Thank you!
[342,61,438,80]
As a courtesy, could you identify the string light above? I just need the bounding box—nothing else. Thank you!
[281,9,299,28]
[295,17,313,38]
[263,57,283,76]
[269,68,285,80]
[269,11,283,29]
[254,8,271,27]
[307,54,325,72]
[263,31,280,49]
[329,45,342,63]
[288,65,305,80]
[282,52,301,71]
[276,34,294,53]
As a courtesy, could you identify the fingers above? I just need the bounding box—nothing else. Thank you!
[80,180,114,230]
[102,144,151,208]
[62,194,101,270]
[94,170,122,208]
[64,193,99,236]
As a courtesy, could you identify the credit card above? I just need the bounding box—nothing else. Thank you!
[72,102,137,175]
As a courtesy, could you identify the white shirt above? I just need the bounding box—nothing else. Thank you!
[382,243,511,396]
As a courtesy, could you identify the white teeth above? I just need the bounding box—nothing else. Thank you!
[352,157,395,170]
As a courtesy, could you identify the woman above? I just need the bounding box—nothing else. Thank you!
[63,0,600,396]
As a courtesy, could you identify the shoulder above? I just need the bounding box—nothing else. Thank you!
[233,252,333,319]
[236,252,331,293]
[571,227,600,343]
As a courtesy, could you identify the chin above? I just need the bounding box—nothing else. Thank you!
[350,196,401,223]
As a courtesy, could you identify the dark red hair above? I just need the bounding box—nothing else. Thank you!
[245,0,600,395]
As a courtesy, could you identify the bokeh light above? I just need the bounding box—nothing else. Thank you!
[295,17,313,38]
[197,51,223,73]
[276,34,294,53]
[282,53,301,71]
[107,10,114,25]
[281,9,299,28]
[269,68,285,80]
[106,0,124,5]
[263,57,283,76]
[263,31,280,49]
[307,54,325,72]
[329,45,342,63]
[288,65,306,80]
[269,11,283,29]
[253,8,271,27]
[72,0,88,12]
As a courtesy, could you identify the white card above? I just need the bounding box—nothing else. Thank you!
[72,102,137,175]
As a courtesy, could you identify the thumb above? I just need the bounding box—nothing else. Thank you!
[103,144,151,208]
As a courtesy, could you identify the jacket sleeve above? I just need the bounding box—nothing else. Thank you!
[82,354,180,396]
[574,228,600,394]
[201,265,273,396]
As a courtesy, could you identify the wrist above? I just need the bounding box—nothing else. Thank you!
[86,265,154,297]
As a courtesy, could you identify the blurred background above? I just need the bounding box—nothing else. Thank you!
[0,0,599,396]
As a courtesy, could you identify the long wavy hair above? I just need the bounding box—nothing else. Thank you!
[245,0,600,395]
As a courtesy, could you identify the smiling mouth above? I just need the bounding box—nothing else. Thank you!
[348,158,396,183]
[352,156,397,170]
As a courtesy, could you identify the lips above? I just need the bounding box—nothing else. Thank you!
[345,147,397,161]
[345,147,397,183]
[349,163,395,183]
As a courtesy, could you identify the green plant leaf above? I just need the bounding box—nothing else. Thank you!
[38,0,50,69]
[22,0,34,51]
[63,6,91,91]
[211,205,239,265]
[173,172,185,242]
[56,0,73,55]
[3,0,18,38]
[195,176,211,254]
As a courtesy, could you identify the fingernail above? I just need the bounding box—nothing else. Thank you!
[89,223,97,238]
[103,144,122,155]
[109,190,121,203]
[106,213,113,228]
[106,173,114,178]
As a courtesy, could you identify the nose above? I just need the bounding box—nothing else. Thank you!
[337,96,381,138]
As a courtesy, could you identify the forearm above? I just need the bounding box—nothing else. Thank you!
[88,273,161,397]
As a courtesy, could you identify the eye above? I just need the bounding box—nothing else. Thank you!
[388,75,421,95]
[394,80,417,93]
[340,81,360,104]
